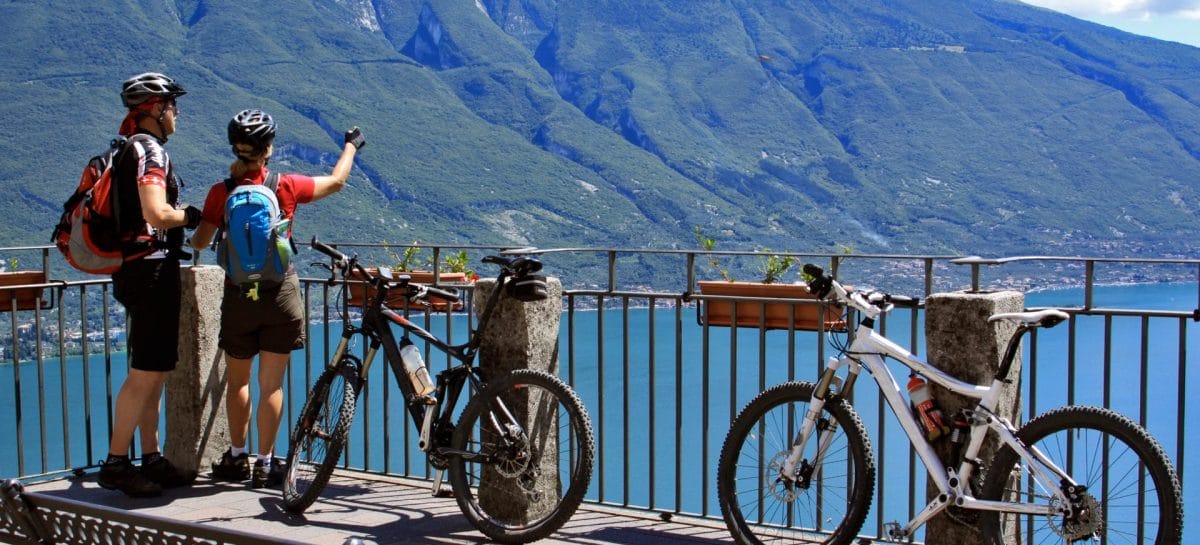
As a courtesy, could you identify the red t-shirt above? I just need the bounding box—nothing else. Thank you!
[201,168,316,234]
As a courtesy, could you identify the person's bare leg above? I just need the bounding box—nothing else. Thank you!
[255,350,290,456]
[225,354,255,449]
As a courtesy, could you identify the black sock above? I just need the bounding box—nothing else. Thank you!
[143,451,162,465]
[104,453,130,466]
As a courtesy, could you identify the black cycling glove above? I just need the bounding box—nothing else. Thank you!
[345,127,366,150]
[183,205,202,230]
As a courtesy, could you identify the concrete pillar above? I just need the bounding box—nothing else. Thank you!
[471,276,563,520]
[923,290,1023,543]
[164,265,228,472]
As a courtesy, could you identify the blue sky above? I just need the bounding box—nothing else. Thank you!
[1021,0,1200,47]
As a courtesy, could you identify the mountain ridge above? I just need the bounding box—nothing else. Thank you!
[0,0,1197,280]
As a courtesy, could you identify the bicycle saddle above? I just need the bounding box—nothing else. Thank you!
[988,309,1069,328]
[483,255,543,276]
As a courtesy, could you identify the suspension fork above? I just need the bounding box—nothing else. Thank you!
[783,357,861,481]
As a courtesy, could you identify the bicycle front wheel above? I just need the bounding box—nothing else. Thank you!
[282,360,360,514]
[978,405,1182,545]
[717,381,874,545]
[448,369,595,544]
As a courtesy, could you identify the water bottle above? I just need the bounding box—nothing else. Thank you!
[907,375,950,441]
[399,338,435,396]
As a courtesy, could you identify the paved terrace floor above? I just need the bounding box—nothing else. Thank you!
[21,470,734,545]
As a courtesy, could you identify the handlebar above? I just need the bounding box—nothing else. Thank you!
[310,237,550,307]
[310,237,461,305]
[311,237,350,268]
[802,263,921,319]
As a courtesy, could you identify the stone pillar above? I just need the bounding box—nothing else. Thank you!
[164,265,228,472]
[472,277,562,374]
[471,276,563,520]
[923,290,1023,543]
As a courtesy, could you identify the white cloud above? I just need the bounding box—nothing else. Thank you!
[1022,0,1200,17]
[1021,0,1200,46]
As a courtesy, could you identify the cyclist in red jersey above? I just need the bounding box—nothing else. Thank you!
[98,72,204,498]
[190,109,364,488]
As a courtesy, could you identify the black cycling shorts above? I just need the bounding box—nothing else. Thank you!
[112,258,181,372]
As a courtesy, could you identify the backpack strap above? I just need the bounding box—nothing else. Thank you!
[223,172,280,193]
[117,134,167,253]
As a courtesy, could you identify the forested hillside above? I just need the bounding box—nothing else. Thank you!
[1,0,1197,279]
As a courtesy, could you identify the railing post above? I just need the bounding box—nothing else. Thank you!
[471,276,564,518]
[923,290,1024,544]
[164,264,228,473]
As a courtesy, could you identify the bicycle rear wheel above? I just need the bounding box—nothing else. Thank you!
[978,405,1182,545]
[447,369,595,544]
[282,360,360,514]
[717,381,874,545]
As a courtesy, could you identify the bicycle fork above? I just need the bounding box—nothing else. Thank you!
[782,358,861,489]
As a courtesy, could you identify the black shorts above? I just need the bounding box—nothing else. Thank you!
[112,258,181,372]
[219,274,306,359]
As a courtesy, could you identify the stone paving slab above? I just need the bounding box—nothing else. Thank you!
[21,470,734,545]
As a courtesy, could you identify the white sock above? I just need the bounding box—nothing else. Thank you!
[257,452,273,466]
[231,446,248,457]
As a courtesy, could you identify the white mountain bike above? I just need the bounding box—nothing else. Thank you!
[717,264,1182,545]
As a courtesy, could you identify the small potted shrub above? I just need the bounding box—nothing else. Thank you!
[694,228,843,331]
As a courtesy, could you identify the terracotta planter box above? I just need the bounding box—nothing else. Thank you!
[698,280,845,331]
[346,269,467,311]
[0,271,48,312]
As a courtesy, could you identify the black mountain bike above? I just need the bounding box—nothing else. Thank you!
[283,238,595,544]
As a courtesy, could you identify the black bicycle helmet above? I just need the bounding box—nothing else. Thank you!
[121,72,186,107]
[228,109,277,149]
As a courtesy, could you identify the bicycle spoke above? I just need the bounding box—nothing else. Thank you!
[448,369,594,543]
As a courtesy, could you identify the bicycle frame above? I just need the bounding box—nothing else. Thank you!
[789,313,1081,539]
[326,266,516,454]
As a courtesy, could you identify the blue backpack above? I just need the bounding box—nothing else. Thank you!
[217,173,295,298]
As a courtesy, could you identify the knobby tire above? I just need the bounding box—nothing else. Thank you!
[978,405,1182,545]
[718,381,875,545]
[282,360,360,514]
[447,369,595,544]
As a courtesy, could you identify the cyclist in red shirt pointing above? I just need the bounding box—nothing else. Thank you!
[190,109,364,488]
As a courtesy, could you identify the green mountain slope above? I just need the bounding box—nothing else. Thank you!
[1,0,1197,271]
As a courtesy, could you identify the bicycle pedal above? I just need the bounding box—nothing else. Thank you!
[430,469,446,497]
[882,522,907,542]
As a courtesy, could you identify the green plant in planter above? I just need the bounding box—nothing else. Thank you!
[442,250,475,279]
[757,250,795,284]
[694,226,732,282]
[384,240,430,271]
[695,226,795,284]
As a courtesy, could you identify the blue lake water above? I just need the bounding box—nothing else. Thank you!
[1,282,1196,540]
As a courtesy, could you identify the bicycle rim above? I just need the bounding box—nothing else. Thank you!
[718,382,874,545]
[979,405,1182,545]
[448,369,595,544]
[282,362,359,513]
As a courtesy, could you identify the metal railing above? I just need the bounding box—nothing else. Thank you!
[0,244,1196,542]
